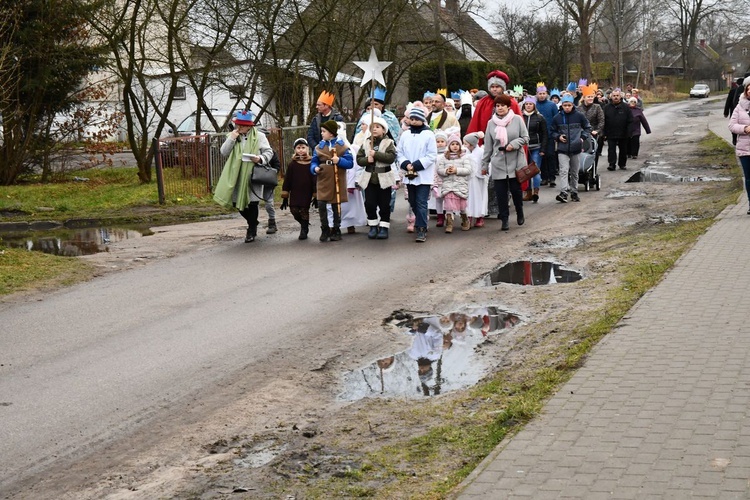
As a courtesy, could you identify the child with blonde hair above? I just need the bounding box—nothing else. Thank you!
[436,133,472,232]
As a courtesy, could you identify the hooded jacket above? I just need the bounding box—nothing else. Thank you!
[551,108,592,156]
[729,93,750,157]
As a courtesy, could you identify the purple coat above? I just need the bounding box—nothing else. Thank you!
[629,107,651,137]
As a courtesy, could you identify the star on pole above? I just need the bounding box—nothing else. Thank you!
[353,47,391,87]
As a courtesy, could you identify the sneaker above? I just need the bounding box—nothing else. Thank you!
[607,165,616,171]
[570,192,580,202]
[415,227,427,242]
[556,192,568,203]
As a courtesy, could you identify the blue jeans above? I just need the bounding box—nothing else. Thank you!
[407,184,431,229]
[740,156,750,205]
[529,148,542,189]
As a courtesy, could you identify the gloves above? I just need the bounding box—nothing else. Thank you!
[280,198,288,210]
[310,197,317,208]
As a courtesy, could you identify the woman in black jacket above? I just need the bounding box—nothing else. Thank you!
[521,97,548,203]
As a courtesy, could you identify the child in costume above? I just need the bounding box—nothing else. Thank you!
[430,130,448,227]
[356,115,398,239]
[310,120,354,242]
[280,138,316,240]
[463,131,487,227]
[436,133,472,232]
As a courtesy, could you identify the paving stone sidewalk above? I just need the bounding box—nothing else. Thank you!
[454,199,750,499]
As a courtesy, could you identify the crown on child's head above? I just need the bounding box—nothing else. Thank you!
[317,90,335,106]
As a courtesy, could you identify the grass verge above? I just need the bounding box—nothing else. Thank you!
[285,131,742,498]
[0,247,93,296]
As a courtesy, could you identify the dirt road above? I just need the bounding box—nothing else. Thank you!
[0,98,733,498]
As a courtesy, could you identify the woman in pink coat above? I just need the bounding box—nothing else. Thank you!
[729,79,750,214]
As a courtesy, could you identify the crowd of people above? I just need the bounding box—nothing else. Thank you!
[215,70,657,243]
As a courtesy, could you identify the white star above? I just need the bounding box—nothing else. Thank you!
[353,47,391,88]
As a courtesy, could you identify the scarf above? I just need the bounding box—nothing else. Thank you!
[491,109,516,147]
[292,153,312,164]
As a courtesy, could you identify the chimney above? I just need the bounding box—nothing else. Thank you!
[699,39,706,48]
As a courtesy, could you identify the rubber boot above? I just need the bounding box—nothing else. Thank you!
[376,225,389,239]
[517,206,525,226]
[299,221,309,240]
[319,226,330,242]
[523,189,533,201]
[532,188,539,203]
[367,225,378,239]
[406,214,416,233]
[436,213,445,227]
[475,217,485,228]
[330,227,342,241]
[461,213,470,231]
[266,219,277,234]
[444,213,453,233]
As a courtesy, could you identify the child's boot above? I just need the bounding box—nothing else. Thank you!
[532,188,539,203]
[461,213,470,231]
[319,226,330,242]
[376,222,389,239]
[367,220,379,239]
[330,227,342,241]
[523,189,533,201]
[436,213,445,227]
[444,214,453,233]
[406,214,416,233]
[266,218,277,234]
[475,217,485,228]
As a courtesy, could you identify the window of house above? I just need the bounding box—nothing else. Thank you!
[174,86,186,100]
[743,48,748,56]
[229,85,244,99]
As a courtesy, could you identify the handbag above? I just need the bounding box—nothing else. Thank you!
[515,161,540,184]
[251,164,278,187]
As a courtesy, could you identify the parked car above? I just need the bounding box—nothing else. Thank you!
[689,84,710,98]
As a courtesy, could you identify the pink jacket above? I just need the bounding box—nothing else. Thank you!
[729,95,750,157]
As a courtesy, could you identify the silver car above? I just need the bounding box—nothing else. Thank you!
[689,84,710,98]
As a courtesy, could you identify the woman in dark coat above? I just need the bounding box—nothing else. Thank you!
[627,97,651,160]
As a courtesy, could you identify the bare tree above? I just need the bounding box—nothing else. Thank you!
[596,0,641,87]
[546,0,606,79]
[662,0,725,79]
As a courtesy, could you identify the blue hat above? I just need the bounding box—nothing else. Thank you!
[450,91,461,100]
[371,86,387,104]
[566,81,577,92]
[233,110,256,125]
[550,88,561,98]
[423,91,435,99]
[409,107,427,122]
[561,95,574,104]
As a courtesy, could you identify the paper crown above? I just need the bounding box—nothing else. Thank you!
[423,90,435,99]
[578,78,588,87]
[371,86,387,103]
[513,85,524,95]
[436,88,448,97]
[550,88,561,97]
[566,81,577,92]
[581,83,598,97]
[536,81,547,93]
[233,110,256,125]
[450,90,461,100]
[317,90,335,106]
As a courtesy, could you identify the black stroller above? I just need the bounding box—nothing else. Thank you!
[578,136,600,191]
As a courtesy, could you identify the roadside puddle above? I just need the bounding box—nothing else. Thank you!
[0,225,148,256]
[485,261,582,286]
[626,168,730,183]
[339,307,520,400]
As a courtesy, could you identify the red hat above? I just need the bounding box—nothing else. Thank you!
[487,70,510,90]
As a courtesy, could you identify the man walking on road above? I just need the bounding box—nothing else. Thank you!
[603,89,633,171]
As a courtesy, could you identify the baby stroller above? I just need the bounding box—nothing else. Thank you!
[578,136,600,191]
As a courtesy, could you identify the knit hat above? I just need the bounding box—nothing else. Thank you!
[434,130,448,142]
[744,76,750,88]
[293,138,308,148]
[561,95,575,104]
[463,131,483,147]
[233,110,256,126]
[474,90,488,101]
[487,70,510,90]
[494,94,512,107]
[409,106,427,122]
[523,95,537,106]
[369,115,389,132]
[447,133,461,146]
[321,120,339,136]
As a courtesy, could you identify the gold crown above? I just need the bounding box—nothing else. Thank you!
[537,81,545,88]
[436,88,447,97]
[317,90,335,107]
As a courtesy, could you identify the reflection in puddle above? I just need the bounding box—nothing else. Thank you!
[626,168,730,183]
[340,307,520,400]
[486,261,582,286]
[0,227,144,256]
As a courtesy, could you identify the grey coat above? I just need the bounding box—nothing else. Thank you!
[481,113,529,180]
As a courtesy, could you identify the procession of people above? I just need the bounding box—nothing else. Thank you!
[217,71,662,243]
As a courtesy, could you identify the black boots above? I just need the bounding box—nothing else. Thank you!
[329,227,342,241]
[299,221,309,240]
[319,226,330,242]
[245,227,256,242]
[501,218,510,231]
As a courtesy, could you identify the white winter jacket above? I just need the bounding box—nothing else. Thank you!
[729,94,750,157]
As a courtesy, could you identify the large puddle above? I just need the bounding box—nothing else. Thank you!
[339,306,521,400]
[0,223,148,256]
[485,260,582,286]
[626,168,730,183]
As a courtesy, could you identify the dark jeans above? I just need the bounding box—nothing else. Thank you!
[365,183,392,224]
[493,177,523,221]
[607,137,629,168]
[238,202,259,234]
[318,200,340,229]
[740,156,750,205]
[407,184,431,229]
[628,135,641,157]
[542,143,557,182]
